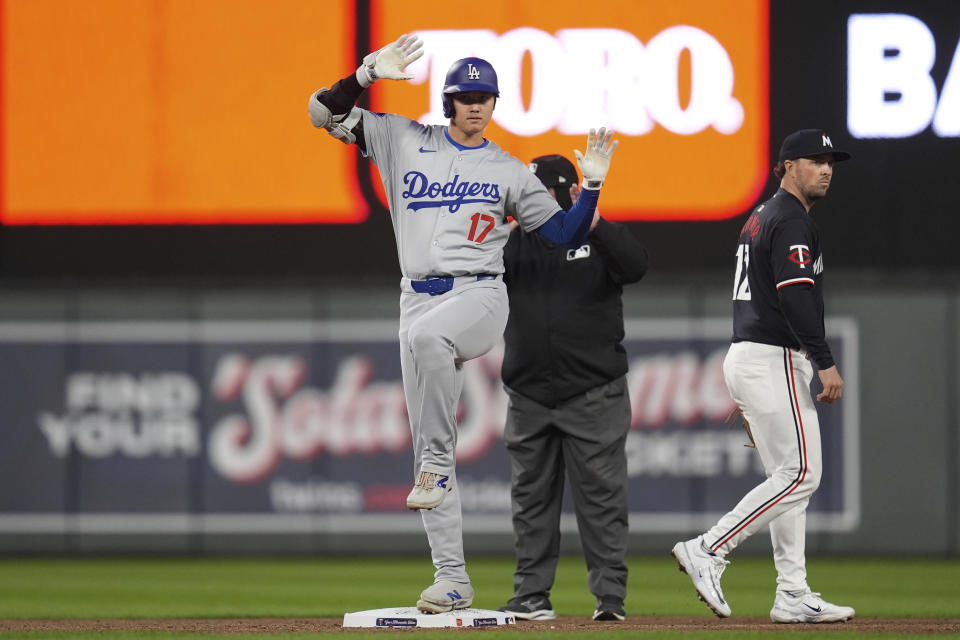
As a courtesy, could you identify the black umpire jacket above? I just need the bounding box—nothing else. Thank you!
[501,218,649,408]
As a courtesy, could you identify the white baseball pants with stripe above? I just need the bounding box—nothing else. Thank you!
[398,276,508,583]
[704,340,822,593]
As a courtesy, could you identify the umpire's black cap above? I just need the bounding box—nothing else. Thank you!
[778,129,851,163]
[529,154,579,189]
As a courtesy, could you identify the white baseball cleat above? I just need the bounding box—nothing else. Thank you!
[406,471,451,510]
[770,590,855,623]
[416,580,474,613]
[671,536,732,618]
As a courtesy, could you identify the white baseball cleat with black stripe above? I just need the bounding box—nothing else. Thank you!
[770,590,855,623]
[671,536,732,618]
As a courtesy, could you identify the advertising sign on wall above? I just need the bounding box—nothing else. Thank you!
[0,318,859,535]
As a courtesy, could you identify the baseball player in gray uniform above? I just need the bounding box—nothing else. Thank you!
[308,34,618,613]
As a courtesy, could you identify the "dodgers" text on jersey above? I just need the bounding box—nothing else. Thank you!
[402,171,501,212]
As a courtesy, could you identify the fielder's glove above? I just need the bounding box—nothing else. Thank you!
[357,34,424,88]
[725,407,756,448]
[574,127,619,190]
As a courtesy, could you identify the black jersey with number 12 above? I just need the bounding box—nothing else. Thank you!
[731,188,825,352]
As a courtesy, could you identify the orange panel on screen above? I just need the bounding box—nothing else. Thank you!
[2,0,361,224]
[2,0,767,225]
[369,0,769,221]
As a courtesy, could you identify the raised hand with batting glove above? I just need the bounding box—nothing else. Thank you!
[357,34,424,87]
[574,127,619,189]
[309,33,423,142]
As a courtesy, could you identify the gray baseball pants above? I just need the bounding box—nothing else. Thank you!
[503,376,630,602]
[398,276,508,583]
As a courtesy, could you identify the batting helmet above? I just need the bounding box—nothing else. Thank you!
[442,57,500,118]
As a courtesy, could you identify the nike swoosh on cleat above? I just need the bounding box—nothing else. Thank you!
[804,603,822,613]
[419,147,436,153]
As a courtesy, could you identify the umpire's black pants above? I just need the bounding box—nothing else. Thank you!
[503,376,630,603]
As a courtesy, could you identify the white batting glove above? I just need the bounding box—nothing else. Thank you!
[573,127,619,190]
[356,34,424,88]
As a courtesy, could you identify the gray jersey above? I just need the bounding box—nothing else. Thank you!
[361,110,560,279]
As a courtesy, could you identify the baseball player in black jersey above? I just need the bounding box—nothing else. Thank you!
[671,129,855,623]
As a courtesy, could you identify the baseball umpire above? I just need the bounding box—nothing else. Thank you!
[308,35,618,614]
[671,129,855,623]
[497,154,648,622]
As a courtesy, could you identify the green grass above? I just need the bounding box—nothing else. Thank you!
[0,555,957,638]
[0,635,954,640]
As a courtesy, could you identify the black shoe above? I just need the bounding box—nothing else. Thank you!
[497,595,557,620]
[592,596,626,621]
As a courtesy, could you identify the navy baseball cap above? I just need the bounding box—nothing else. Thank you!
[529,154,579,189]
[778,129,851,163]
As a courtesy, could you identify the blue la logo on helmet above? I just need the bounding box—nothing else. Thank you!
[442,57,500,118]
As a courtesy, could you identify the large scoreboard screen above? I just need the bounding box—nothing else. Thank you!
[0,0,957,276]
[3,0,767,225]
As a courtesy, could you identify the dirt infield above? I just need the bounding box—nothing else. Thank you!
[1,617,958,634]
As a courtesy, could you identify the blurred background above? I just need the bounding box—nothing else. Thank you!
[0,0,957,557]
